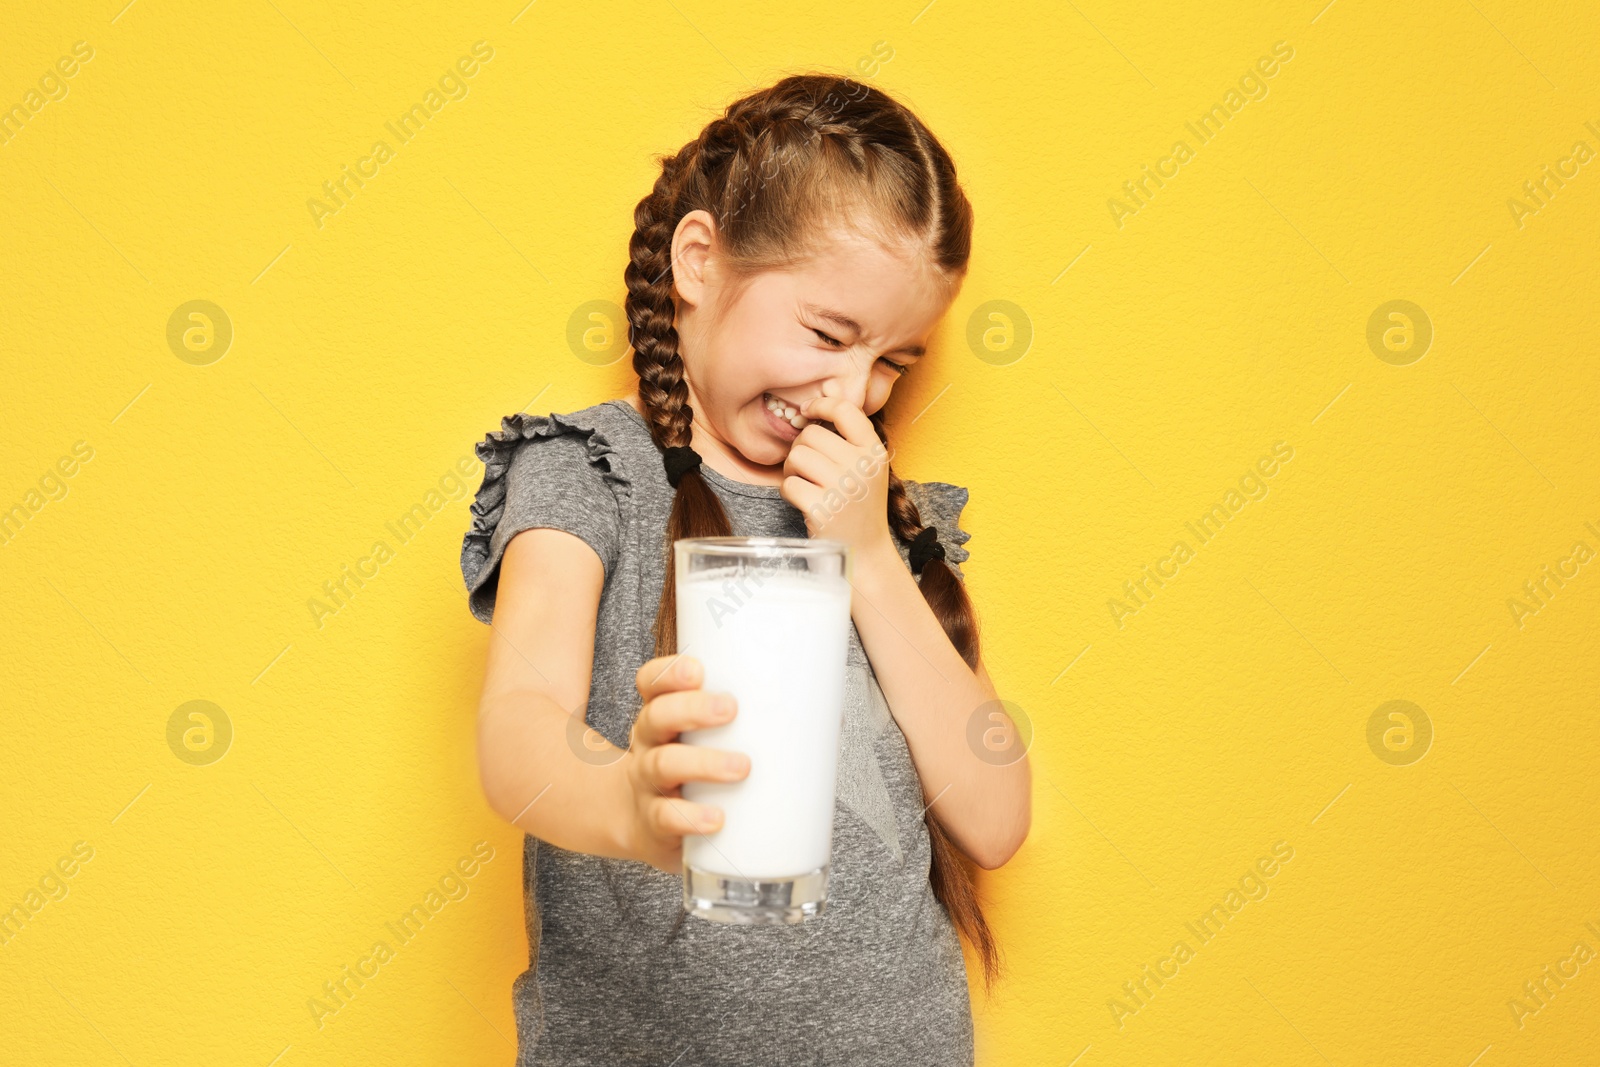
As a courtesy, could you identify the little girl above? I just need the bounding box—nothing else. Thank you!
[460,74,1030,1066]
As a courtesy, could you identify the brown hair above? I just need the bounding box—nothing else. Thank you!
[623,73,998,991]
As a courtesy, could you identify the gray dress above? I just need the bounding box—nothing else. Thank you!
[460,398,977,1066]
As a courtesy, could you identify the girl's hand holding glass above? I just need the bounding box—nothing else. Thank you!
[621,654,750,875]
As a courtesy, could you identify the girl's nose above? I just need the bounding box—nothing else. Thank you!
[819,369,870,413]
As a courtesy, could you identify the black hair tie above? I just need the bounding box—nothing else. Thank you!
[908,525,945,574]
[662,445,702,489]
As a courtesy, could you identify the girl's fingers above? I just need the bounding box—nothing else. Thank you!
[792,421,855,465]
[635,689,736,747]
[799,394,873,448]
[780,441,834,489]
[641,741,750,791]
[635,654,702,703]
[646,794,724,837]
[778,475,824,528]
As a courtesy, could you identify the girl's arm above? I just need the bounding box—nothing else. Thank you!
[780,393,1031,871]
[474,529,639,860]
[849,538,1031,870]
[476,529,746,869]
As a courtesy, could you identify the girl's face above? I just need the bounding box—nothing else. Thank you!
[670,210,958,473]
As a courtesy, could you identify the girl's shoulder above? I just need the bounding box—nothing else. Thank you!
[468,398,642,498]
[459,398,649,623]
[468,397,651,498]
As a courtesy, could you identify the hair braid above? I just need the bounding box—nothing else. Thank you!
[625,140,734,657]
[873,412,998,990]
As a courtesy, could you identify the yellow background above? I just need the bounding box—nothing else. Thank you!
[3,0,1597,1063]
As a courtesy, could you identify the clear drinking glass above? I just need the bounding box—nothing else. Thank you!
[675,536,854,924]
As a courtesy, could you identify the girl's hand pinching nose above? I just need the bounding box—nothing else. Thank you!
[780,394,894,556]
[622,654,750,875]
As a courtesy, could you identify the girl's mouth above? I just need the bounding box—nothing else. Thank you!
[762,392,810,440]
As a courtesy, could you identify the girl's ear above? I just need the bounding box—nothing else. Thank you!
[671,210,719,308]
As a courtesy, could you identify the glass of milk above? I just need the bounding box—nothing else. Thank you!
[675,536,853,924]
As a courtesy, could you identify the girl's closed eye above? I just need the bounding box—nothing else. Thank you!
[812,327,847,349]
[813,328,910,376]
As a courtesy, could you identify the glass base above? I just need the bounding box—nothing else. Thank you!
[682,863,829,925]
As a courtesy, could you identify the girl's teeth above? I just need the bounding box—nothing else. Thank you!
[765,393,809,429]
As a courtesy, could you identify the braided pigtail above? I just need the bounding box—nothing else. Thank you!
[872,411,998,993]
[626,74,999,991]
[625,130,735,658]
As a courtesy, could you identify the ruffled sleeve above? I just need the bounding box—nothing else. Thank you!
[459,410,632,624]
[900,480,973,581]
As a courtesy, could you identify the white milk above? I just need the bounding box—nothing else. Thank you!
[678,566,853,880]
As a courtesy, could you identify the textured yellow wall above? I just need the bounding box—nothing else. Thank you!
[3,1,1597,1063]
